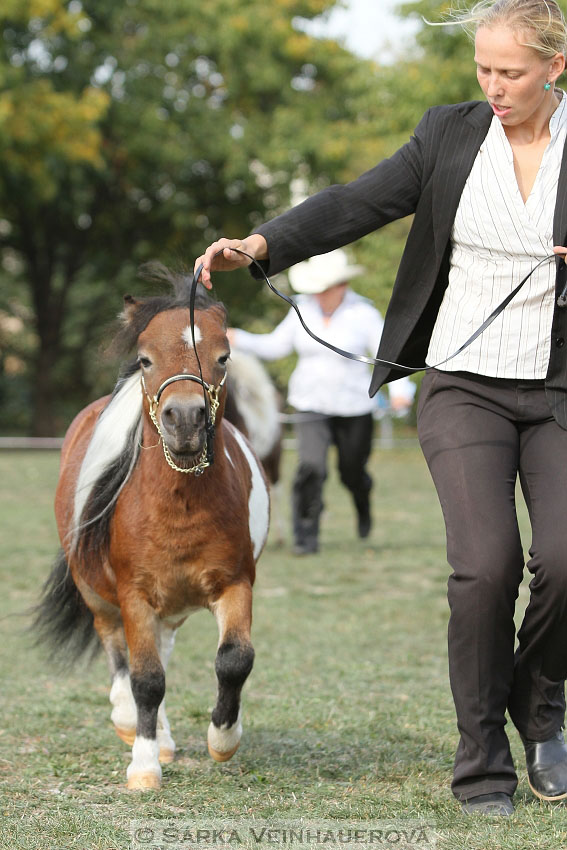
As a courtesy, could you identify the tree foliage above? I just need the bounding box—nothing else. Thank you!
[0,0,491,433]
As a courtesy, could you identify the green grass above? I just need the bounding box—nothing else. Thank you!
[1,445,567,849]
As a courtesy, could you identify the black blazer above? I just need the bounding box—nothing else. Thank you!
[254,100,567,428]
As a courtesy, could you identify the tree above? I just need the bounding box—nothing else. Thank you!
[0,0,388,434]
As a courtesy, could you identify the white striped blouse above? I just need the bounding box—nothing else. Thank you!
[427,92,567,379]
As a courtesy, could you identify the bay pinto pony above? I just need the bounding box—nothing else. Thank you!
[34,269,270,790]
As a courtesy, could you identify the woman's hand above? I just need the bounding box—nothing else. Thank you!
[194,235,268,289]
[553,245,567,259]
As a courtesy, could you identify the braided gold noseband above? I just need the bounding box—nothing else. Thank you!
[141,372,226,475]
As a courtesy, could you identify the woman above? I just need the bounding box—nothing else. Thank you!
[195,0,567,816]
[228,248,415,555]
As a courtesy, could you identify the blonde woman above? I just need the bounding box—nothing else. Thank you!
[196,1,567,816]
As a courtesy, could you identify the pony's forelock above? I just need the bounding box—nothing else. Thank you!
[110,263,227,359]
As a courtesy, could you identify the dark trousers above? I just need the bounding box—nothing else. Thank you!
[292,412,373,548]
[418,369,567,800]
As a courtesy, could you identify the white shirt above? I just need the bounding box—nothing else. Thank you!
[233,289,415,416]
[427,93,567,378]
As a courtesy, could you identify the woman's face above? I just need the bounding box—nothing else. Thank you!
[474,25,564,127]
[315,282,348,313]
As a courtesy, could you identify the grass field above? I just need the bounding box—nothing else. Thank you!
[1,444,567,850]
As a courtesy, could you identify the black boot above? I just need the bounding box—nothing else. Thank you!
[352,489,371,538]
[522,730,567,801]
[292,465,322,555]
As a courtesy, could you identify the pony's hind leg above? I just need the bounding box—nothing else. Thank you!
[89,606,137,747]
[208,582,255,762]
[155,624,177,764]
[107,639,137,747]
[88,605,137,746]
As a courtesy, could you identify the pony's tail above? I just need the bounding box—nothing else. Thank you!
[32,549,101,668]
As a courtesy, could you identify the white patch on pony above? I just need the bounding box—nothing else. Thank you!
[207,708,242,754]
[182,324,202,348]
[227,350,281,458]
[155,624,177,759]
[227,422,269,560]
[224,447,235,468]
[158,624,176,669]
[127,736,161,785]
[110,670,137,732]
[72,371,143,548]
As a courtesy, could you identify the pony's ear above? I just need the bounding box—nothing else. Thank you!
[120,294,140,325]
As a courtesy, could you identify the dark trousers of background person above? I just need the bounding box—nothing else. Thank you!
[292,412,374,552]
[418,368,567,801]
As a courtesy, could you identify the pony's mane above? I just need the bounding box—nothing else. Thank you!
[71,263,225,566]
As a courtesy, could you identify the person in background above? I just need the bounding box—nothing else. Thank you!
[228,248,415,555]
[196,0,567,818]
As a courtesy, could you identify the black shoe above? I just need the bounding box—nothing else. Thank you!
[357,511,371,539]
[461,792,514,816]
[353,489,372,538]
[523,730,567,801]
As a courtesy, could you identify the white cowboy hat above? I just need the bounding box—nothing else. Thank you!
[288,249,365,294]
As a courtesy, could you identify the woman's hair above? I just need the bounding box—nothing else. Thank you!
[436,1,567,57]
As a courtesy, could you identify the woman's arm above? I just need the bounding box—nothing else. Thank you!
[229,310,297,361]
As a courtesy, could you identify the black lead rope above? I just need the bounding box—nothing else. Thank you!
[193,249,562,374]
[189,266,215,466]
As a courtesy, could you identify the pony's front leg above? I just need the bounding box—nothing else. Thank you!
[122,597,165,790]
[106,620,177,764]
[208,581,255,762]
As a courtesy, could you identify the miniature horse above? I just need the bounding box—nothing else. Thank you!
[34,271,270,790]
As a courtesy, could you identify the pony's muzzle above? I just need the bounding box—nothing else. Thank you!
[160,396,206,455]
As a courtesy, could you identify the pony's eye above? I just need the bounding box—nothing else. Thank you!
[138,355,152,369]
[218,353,230,367]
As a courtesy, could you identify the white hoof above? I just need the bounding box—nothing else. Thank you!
[127,737,162,790]
[127,771,162,790]
[158,729,176,764]
[157,706,176,763]
[114,725,136,747]
[207,710,242,762]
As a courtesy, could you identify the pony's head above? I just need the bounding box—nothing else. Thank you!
[117,265,230,470]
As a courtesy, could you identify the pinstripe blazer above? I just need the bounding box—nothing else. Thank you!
[254,100,567,428]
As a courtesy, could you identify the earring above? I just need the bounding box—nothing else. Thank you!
[545,82,552,90]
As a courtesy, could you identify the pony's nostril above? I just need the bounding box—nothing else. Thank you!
[190,405,205,426]
[162,404,182,430]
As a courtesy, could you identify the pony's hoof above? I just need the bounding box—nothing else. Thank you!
[159,747,176,764]
[127,771,161,790]
[114,725,136,747]
[207,715,242,762]
[208,740,240,762]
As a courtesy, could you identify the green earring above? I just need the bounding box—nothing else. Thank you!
[545,82,552,90]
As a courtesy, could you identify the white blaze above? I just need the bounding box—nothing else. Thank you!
[182,324,202,347]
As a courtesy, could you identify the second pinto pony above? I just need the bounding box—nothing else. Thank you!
[35,270,270,790]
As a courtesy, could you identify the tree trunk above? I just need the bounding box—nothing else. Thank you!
[32,341,58,437]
